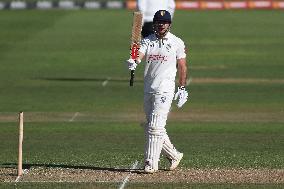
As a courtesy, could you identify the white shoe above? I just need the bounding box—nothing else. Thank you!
[144,164,156,174]
[144,161,158,174]
[169,153,183,171]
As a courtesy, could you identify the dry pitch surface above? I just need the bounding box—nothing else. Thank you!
[1,166,284,183]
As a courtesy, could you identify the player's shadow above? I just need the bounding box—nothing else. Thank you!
[1,163,144,175]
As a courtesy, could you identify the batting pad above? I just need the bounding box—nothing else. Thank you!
[145,113,166,170]
[162,134,180,161]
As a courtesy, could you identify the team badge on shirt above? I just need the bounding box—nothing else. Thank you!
[166,44,172,52]
[160,96,166,103]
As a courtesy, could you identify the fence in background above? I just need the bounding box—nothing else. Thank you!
[0,0,284,10]
[127,0,284,10]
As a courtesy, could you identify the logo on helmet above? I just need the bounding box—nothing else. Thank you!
[160,11,165,16]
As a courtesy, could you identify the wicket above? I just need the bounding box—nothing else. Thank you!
[18,111,23,176]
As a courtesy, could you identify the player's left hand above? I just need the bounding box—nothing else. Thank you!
[174,86,189,108]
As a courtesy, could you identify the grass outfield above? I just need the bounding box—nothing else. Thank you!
[1,122,284,168]
[0,10,284,112]
[0,10,284,188]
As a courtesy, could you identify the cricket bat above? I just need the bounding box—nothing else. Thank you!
[129,12,143,87]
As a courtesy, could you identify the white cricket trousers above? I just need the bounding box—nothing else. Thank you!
[144,92,180,170]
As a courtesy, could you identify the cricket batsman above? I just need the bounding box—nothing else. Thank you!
[126,10,189,173]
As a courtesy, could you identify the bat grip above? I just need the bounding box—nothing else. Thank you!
[130,70,135,86]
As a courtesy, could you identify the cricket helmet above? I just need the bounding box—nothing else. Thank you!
[153,10,172,23]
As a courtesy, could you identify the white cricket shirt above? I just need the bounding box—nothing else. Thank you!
[137,0,175,23]
[139,32,187,94]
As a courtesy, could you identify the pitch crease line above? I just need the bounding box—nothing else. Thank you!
[15,169,29,182]
[69,112,79,122]
[186,77,192,86]
[118,160,138,189]
[102,77,111,87]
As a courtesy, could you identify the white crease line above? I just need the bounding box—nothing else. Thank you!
[186,77,192,86]
[69,112,79,122]
[15,169,29,182]
[102,77,111,87]
[15,176,21,182]
[102,80,109,87]
[118,160,138,189]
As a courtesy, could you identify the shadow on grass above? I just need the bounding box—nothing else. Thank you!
[1,163,146,175]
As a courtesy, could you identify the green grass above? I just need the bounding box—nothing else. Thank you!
[0,10,283,112]
[0,9,284,188]
[1,122,283,168]
[175,11,284,79]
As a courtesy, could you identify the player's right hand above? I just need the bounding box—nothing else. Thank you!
[126,58,138,71]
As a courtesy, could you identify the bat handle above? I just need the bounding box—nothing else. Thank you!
[130,70,135,86]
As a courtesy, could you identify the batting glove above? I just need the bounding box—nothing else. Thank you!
[174,86,189,108]
[126,58,140,71]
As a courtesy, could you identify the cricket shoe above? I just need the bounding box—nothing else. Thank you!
[144,161,157,174]
[169,152,183,171]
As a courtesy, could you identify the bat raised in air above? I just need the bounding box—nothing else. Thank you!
[129,12,143,87]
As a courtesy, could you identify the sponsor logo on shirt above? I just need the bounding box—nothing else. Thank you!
[148,54,168,63]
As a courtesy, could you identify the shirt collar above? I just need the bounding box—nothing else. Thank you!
[155,32,170,41]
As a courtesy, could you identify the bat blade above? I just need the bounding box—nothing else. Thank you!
[129,12,143,87]
[131,12,143,46]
